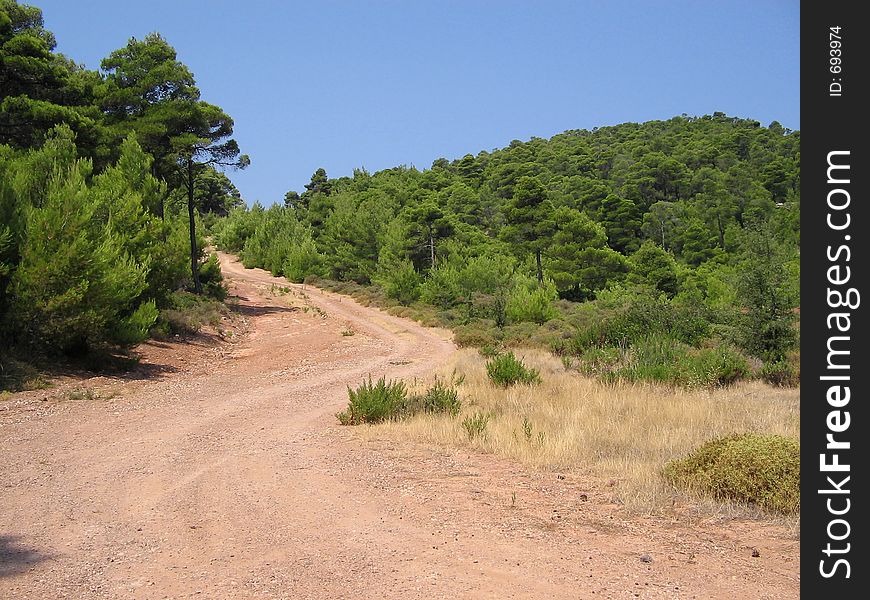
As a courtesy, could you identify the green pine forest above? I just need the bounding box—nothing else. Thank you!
[1,0,799,388]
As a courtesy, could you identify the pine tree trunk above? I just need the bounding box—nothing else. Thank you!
[429,227,436,269]
[535,250,543,283]
[187,159,202,294]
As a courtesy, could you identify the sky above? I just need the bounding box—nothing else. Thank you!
[37,0,800,207]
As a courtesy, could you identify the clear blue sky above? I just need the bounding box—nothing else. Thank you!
[38,0,799,206]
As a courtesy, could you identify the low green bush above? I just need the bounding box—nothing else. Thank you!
[478,343,501,358]
[569,291,712,354]
[454,324,498,348]
[663,433,800,514]
[462,411,490,440]
[759,358,800,387]
[610,335,682,384]
[420,379,461,416]
[505,279,558,325]
[338,376,462,424]
[152,291,228,337]
[678,344,749,387]
[337,376,408,425]
[402,378,462,417]
[602,336,748,388]
[199,253,227,300]
[576,345,621,376]
[486,352,541,387]
[502,322,541,347]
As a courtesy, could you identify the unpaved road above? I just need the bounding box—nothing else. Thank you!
[1,253,799,599]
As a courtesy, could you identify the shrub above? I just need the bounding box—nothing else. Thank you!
[420,265,462,309]
[419,379,461,416]
[112,300,159,346]
[153,291,227,336]
[678,344,749,387]
[198,253,227,300]
[608,337,749,388]
[478,344,501,358]
[403,378,462,417]
[759,358,800,387]
[8,147,153,353]
[576,345,621,376]
[486,352,541,387]
[453,323,497,348]
[612,334,683,384]
[505,278,558,324]
[380,259,421,306]
[462,411,490,440]
[282,235,324,283]
[336,376,407,425]
[735,224,798,362]
[501,322,540,347]
[663,433,800,514]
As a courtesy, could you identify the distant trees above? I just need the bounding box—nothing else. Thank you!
[501,176,556,282]
[212,113,799,340]
[0,0,103,152]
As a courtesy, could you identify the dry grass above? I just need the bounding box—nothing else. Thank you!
[364,348,800,519]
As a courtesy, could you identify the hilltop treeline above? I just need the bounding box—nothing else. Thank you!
[0,0,243,361]
[216,114,800,386]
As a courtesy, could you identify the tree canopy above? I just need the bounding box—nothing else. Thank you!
[1,0,245,357]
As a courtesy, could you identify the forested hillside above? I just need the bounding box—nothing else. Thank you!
[1,0,800,389]
[215,115,800,386]
[0,0,243,366]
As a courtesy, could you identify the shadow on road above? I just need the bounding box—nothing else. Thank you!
[0,536,52,577]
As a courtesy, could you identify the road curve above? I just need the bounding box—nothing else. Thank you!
[0,253,798,599]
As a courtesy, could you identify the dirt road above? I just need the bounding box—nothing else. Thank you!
[0,253,799,599]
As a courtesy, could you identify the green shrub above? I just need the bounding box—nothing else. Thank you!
[505,278,558,325]
[198,253,227,300]
[420,379,461,416]
[608,337,749,388]
[380,259,421,306]
[576,345,621,376]
[663,433,800,514]
[403,378,462,417]
[282,235,323,283]
[759,358,800,387]
[420,265,462,309]
[153,291,227,336]
[112,300,159,346]
[611,335,683,384]
[501,322,540,347]
[678,344,749,387]
[453,323,498,348]
[337,376,407,425]
[569,291,711,355]
[486,352,541,387]
[462,411,490,440]
[478,344,501,358]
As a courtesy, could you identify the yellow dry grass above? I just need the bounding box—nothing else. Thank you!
[364,348,800,518]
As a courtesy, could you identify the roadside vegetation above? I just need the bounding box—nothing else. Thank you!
[343,349,800,518]
[1,0,244,385]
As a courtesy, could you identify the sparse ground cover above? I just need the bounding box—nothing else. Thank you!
[359,348,800,520]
